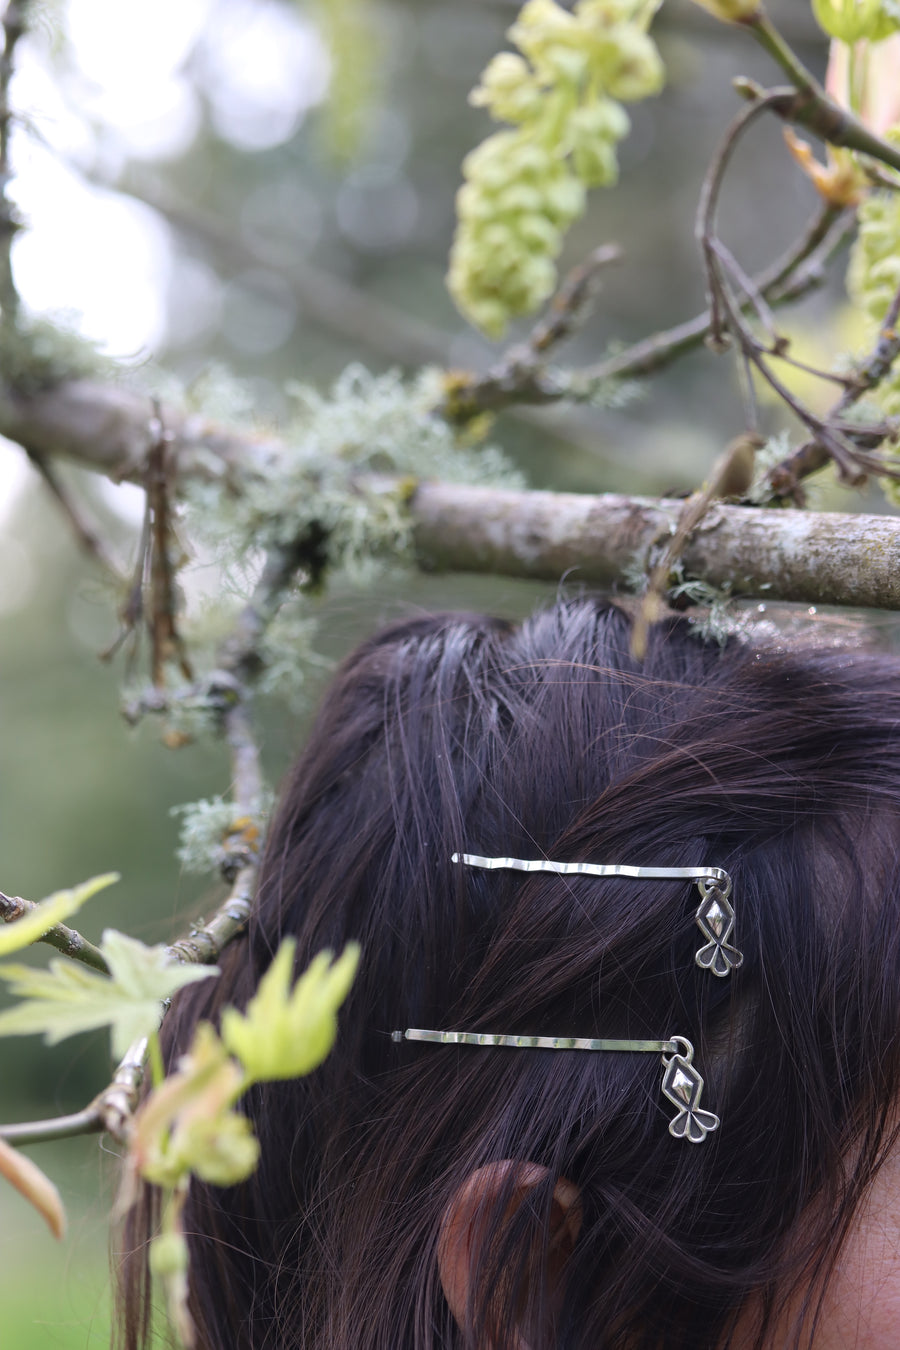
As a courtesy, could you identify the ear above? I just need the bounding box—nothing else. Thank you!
[437,1160,582,1349]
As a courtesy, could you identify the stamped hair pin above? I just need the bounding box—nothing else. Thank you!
[393,1028,720,1144]
[451,853,744,978]
[394,851,738,1143]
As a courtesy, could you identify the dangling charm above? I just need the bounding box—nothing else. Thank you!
[694,876,743,977]
[661,1038,719,1143]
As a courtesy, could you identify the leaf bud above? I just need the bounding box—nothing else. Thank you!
[812,0,900,44]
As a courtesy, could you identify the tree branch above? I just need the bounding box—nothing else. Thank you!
[24,450,123,579]
[0,890,110,974]
[0,1033,146,1146]
[0,1107,103,1146]
[412,481,900,610]
[745,9,900,174]
[2,377,899,609]
[768,279,900,498]
[441,203,850,419]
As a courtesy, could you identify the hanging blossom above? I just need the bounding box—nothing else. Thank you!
[447,0,664,338]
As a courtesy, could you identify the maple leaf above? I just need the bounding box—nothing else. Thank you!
[0,930,217,1058]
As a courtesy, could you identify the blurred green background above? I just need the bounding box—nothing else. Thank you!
[0,0,890,1343]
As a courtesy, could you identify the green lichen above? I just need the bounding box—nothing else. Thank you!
[0,313,114,394]
[172,791,275,878]
[182,365,524,581]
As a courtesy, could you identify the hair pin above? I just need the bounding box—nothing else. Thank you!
[393,1028,719,1143]
[451,853,743,978]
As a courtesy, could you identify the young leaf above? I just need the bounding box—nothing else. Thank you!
[0,930,218,1058]
[0,873,119,956]
[132,1022,258,1190]
[221,939,360,1082]
[0,1135,66,1239]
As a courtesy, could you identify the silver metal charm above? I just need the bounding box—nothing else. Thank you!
[693,877,743,977]
[660,1037,719,1143]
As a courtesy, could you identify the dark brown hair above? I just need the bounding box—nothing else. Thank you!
[119,599,900,1349]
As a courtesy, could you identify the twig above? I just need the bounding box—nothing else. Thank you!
[768,281,900,498]
[745,8,900,175]
[24,449,123,580]
[442,203,849,419]
[442,245,621,422]
[50,551,310,1140]
[0,1107,104,1146]
[0,890,110,974]
[165,863,256,967]
[102,170,457,370]
[0,1034,146,1146]
[697,88,900,489]
[630,432,763,660]
[145,405,193,686]
[527,245,622,353]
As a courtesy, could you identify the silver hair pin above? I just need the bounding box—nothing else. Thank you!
[393,1029,719,1143]
[451,853,743,978]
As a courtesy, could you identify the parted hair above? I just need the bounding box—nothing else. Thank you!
[119,598,900,1349]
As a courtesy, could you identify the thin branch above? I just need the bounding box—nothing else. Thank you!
[442,202,849,418]
[0,1107,103,1146]
[745,8,900,175]
[442,246,621,422]
[145,405,193,685]
[25,449,123,580]
[103,170,457,370]
[0,1034,146,1146]
[768,280,900,497]
[165,863,255,967]
[0,889,110,973]
[630,432,764,660]
[696,87,900,488]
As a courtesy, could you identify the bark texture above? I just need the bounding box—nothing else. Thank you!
[2,379,899,609]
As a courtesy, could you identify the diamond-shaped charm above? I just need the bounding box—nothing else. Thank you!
[694,882,743,977]
[661,1041,719,1143]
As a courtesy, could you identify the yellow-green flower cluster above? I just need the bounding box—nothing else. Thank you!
[448,0,664,338]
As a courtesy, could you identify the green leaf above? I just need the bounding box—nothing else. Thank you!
[221,939,359,1082]
[0,930,218,1059]
[0,874,119,956]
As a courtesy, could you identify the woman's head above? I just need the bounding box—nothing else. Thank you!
[121,598,900,1348]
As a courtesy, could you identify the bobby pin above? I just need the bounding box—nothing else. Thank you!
[451,853,743,979]
[393,1029,719,1144]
